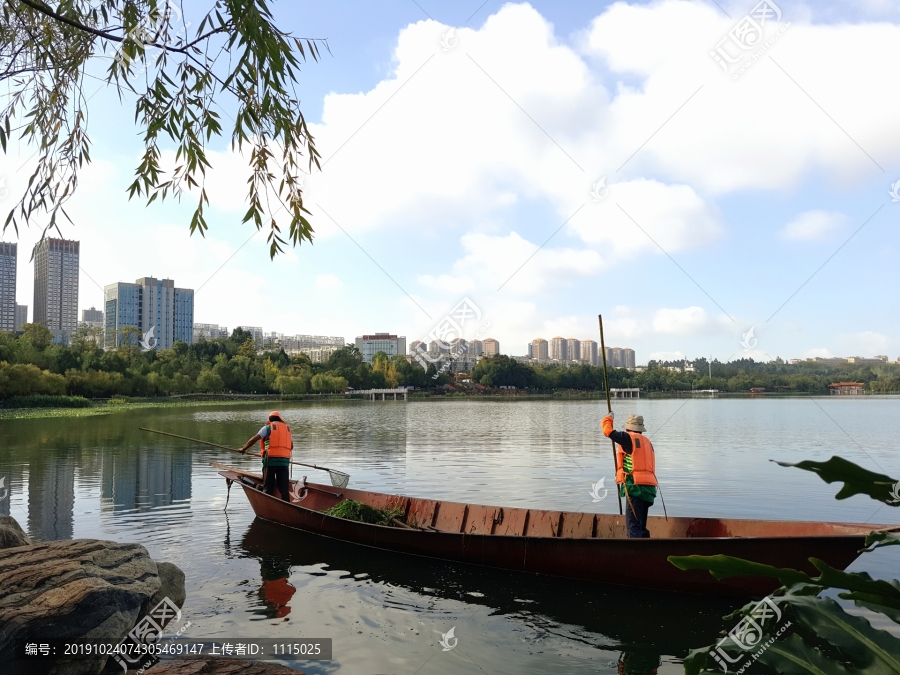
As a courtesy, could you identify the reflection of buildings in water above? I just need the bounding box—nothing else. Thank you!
[100,451,192,511]
[0,465,24,517]
[28,460,75,541]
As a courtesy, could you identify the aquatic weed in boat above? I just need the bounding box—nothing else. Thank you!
[323,500,404,525]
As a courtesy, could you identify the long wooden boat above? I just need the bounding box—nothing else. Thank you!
[217,466,895,596]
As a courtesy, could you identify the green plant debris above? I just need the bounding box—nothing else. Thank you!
[323,499,405,526]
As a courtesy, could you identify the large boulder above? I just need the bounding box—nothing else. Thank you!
[0,529,185,675]
[150,658,303,674]
[0,514,31,549]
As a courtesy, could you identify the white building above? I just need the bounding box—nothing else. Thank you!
[566,338,581,362]
[33,238,79,339]
[193,323,230,341]
[104,277,193,349]
[355,333,406,363]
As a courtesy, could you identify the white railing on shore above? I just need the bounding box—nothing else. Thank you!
[345,388,410,401]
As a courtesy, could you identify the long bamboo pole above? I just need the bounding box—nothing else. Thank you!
[598,315,624,516]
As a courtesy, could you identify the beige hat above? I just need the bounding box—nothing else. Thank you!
[625,414,646,433]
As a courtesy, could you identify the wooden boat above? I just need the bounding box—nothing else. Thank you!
[217,466,895,596]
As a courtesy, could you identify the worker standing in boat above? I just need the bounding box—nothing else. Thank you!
[239,411,293,502]
[601,411,658,538]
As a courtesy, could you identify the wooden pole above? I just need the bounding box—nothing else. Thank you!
[598,315,624,516]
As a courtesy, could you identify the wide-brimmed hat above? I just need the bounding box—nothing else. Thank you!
[625,414,646,433]
[268,410,284,421]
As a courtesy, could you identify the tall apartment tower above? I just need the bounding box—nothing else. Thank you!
[482,338,500,357]
[33,238,79,336]
[566,338,581,362]
[582,339,598,365]
[531,338,548,361]
[15,304,27,330]
[623,348,636,369]
[0,242,16,332]
[549,336,567,361]
[104,277,194,349]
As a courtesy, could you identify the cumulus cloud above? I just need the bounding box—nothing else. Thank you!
[779,210,847,240]
[315,274,343,290]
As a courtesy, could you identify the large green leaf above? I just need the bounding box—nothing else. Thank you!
[668,554,811,585]
[772,456,898,504]
[758,633,856,675]
[863,530,900,552]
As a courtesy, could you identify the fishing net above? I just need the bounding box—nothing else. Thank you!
[328,470,350,489]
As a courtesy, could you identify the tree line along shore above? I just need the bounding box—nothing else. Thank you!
[1,324,899,405]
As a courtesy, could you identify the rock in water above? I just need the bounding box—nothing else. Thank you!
[0,533,185,675]
[0,514,31,549]
[151,658,304,674]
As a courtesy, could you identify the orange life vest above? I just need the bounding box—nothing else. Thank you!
[260,421,293,459]
[615,431,658,486]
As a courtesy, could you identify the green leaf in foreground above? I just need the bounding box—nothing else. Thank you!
[773,456,899,505]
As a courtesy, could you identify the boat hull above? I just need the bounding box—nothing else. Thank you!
[223,471,880,596]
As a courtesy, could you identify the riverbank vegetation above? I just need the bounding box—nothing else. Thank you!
[0,325,442,399]
[472,354,900,394]
[2,324,899,400]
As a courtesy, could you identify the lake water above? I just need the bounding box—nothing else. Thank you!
[2,397,899,674]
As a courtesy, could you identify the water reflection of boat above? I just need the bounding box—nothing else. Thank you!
[220,467,887,597]
[239,518,737,658]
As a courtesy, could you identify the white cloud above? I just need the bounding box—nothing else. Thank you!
[649,350,686,361]
[652,306,710,334]
[837,331,892,355]
[315,274,343,289]
[779,210,847,240]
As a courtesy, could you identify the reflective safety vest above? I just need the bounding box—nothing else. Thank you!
[615,431,658,486]
[260,421,293,459]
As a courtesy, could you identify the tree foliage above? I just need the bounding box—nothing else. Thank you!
[670,457,900,675]
[1,0,327,256]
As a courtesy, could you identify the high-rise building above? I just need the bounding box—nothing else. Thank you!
[532,338,548,361]
[104,277,193,349]
[527,342,533,358]
[549,336,567,361]
[623,348,636,369]
[469,339,484,356]
[582,339,598,365]
[236,326,263,343]
[611,347,624,368]
[482,338,500,356]
[0,242,16,332]
[33,238,79,337]
[15,304,27,330]
[355,333,406,363]
[82,306,103,323]
[409,340,426,355]
[566,338,580,362]
[193,323,230,341]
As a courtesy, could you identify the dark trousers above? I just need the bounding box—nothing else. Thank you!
[264,465,291,501]
[624,495,651,538]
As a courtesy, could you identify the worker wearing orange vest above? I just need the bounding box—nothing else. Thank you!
[601,411,658,538]
[239,411,294,501]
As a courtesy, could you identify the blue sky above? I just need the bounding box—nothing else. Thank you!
[2,0,900,363]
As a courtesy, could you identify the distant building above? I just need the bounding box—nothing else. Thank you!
[82,306,103,323]
[623,348,636,369]
[581,339,598,365]
[532,338,548,361]
[303,345,342,363]
[237,326,264,343]
[829,382,865,395]
[15,304,27,330]
[604,346,635,368]
[281,335,343,356]
[483,338,500,357]
[469,339,484,356]
[549,336,567,361]
[355,333,406,363]
[104,277,193,349]
[566,338,580,362]
[33,238,79,338]
[0,242,16,332]
[193,323,230,341]
[409,340,426,356]
[527,342,533,359]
